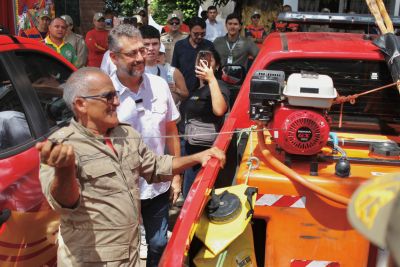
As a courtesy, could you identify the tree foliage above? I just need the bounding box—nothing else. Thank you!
[104,0,245,23]
[104,0,146,16]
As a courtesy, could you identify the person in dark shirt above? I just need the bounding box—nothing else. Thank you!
[171,17,217,137]
[182,49,229,198]
[171,17,216,94]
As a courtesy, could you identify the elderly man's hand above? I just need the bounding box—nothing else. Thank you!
[36,140,75,168]
[200,147,226,168]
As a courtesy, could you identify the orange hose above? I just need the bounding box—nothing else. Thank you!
[256,125,350,206]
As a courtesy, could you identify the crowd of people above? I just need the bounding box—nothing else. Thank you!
[16,4,400,267]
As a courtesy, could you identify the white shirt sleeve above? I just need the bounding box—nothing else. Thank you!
[100,50,117,76]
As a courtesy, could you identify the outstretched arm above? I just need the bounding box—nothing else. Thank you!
[172,147,226,174]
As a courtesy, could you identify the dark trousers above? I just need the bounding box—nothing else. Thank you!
[141,190,170,267]
[182,141,209,198]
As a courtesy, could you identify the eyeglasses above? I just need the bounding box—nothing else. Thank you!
[79,91,118,104]
[169,21,180,26]
[192,32,206,37]
[114,47,148,58]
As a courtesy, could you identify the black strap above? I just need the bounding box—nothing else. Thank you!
[157,66,161,76]
[280,32,289,52]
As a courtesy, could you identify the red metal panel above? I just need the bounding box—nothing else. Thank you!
[0,0,16,35]
[159,32,384,266]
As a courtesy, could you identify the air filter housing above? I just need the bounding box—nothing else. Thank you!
[283,72,337,109]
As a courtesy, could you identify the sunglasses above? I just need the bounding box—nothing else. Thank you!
[169,21,180,26]
[192,32,206,37]
[80,91,118,104]
[114,47,148,58]
[252,15,261,19]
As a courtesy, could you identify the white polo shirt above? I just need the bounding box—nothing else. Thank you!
[111,72,180,199]
[100,50,117,76]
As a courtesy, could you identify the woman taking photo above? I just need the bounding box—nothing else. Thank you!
[182,49,230,198]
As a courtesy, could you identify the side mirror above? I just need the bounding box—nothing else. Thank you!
[221,65,246,85]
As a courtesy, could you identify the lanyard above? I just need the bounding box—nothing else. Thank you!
[226,38,239,54]
[226,37,239,64]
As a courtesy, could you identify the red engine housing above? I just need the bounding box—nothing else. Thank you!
[269,105,330,155]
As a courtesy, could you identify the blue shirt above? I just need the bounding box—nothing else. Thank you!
[171,37,216,93]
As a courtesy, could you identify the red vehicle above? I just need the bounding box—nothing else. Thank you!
[160,14,400,266]
[0,34,74,266]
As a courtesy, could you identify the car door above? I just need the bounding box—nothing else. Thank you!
[0,48,73,266]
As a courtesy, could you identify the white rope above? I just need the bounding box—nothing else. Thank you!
[49,127,278,142]
[244,126,260,185]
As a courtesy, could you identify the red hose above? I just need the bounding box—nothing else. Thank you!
[256,125,350,206]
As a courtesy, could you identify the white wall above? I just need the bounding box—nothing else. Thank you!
[200,0,235,21]
[284,0,298,11]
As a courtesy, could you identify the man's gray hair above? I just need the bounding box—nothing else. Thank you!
[63,67,104,113]
[108,24,142,52]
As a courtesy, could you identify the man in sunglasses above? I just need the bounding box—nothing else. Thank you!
[37,67,225,267]
[172,16,216,94]
[108,24,181,266]
[245,10,267,45]
[160,12,188,64]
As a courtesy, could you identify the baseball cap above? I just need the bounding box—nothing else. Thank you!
[173,10,184,21]
[251,11,261,18]
[60,15,73,26]
[167,13,180,23]
[348,173,400,266]
[39,9,51,19]
[93,12,105,21]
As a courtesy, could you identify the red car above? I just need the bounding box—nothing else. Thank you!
[0,34,74,266]
[160,15,400,266]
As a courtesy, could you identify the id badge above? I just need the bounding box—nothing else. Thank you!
[227,55,233,64]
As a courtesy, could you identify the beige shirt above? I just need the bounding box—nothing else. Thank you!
[64,32,88,68]
[39,119,173,266]
[160,31,188,64]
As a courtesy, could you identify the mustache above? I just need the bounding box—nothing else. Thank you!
[131,60,145,66]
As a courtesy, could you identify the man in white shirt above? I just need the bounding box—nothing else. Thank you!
[108,24,181,267]
[205,5,226,42]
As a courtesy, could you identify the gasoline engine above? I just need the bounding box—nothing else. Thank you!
[250,71,345,175]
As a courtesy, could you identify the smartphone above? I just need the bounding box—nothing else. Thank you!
[197,50,212,67]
